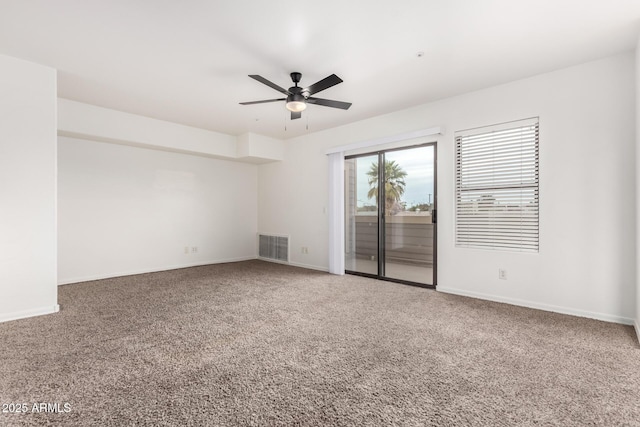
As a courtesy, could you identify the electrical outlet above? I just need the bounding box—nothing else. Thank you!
[191,246,198,253]
[184,246,189,254]
[499,269,507,280]
[301,247,309,254]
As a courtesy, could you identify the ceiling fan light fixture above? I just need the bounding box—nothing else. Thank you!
[286,101,306,112]
[286,94,307,112]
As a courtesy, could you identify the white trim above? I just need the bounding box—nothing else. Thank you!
[327,152,345,275]
[256,256,289,266]
[53,73,59,312]
[0,304,60,324]
[324,127,444,155]
[256,257,329,273]
[437,286,635,325]
[288,261,329,272]
[57,256,256,285]
[634,319,640,344]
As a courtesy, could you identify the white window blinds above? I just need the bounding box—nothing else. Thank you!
[455,118,539,252]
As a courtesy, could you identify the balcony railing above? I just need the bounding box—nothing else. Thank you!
[346,213,433,266]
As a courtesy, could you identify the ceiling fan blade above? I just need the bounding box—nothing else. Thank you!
[306,97,352,110]
[248,75,291,95]
[239,98,286,105]
[291,111,302,120]
[305,74,343,95]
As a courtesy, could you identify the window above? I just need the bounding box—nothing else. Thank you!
[455,118,539,252]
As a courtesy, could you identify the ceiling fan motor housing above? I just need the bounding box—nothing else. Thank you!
[287,93,306,104]
[290,72,302,84]
[287,86,307,102]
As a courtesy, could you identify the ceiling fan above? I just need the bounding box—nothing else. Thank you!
[240,72,352,120]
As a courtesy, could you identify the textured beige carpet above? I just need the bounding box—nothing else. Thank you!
[0,260,638,426]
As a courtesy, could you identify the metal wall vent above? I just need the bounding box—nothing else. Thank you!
[258,234,289,263]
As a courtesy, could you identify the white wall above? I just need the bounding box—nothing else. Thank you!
[0,54,58,322]
[58,137,258,284]
[635,36,640,340]
[259,52,636,324]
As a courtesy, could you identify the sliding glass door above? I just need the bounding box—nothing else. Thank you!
[344,144,436,287]
[345,154,379,276]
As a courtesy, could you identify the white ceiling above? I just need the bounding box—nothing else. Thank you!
[1,0,639,139]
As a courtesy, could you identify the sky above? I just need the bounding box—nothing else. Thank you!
[354,145,435,208]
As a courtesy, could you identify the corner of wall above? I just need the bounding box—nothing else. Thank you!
[635,34,640,343]
[0,53,58,324]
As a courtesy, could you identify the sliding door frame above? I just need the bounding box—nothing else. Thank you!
[345,142,437,289]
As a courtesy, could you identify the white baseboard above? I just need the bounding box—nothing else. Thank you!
[634,319,640,344]
[0,304,60,324]
[288,261,329,273]
[437,286,635,326]
[256,256,289,266]
[256,257,329,273]
[58,256,256,285]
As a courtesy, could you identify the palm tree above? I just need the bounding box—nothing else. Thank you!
[366,160,407,213]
